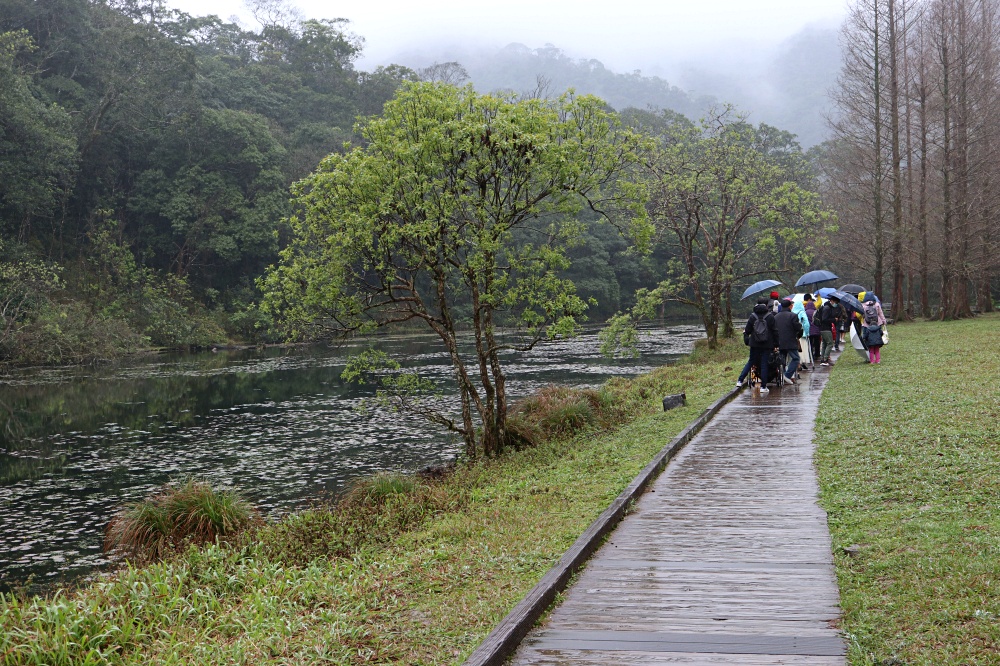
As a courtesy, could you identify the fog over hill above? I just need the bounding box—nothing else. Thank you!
[384,23,841,148]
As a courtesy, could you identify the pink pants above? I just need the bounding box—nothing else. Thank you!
[868,347,882,363]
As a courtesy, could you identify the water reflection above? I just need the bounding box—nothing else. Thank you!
[0,325,703,590]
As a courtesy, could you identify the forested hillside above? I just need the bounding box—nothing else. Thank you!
[0,0,419,361]
[1,0,834,366]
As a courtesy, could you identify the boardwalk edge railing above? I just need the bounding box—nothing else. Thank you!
[462,385,743,666]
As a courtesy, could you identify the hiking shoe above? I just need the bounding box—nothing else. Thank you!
[758,387,769,394]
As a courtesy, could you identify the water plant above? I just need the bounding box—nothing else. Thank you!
[103,480,262,563]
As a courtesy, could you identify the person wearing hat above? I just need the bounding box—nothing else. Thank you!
[737,297,779,393]
[767,290,781,314]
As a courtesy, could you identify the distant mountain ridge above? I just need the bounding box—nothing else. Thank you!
[387,26,841,148]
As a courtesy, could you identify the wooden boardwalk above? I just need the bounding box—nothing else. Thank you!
[510,365,846,665]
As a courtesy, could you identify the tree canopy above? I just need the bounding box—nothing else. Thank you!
[262,82,648,457]
[602,107,834,353]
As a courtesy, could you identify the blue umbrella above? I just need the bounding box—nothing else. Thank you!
[740,279,782,300]
[816,287,838,298]
[795,269,839,287]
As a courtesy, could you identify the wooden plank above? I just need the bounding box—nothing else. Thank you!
[513,649,845,665]
[525,630,846,656]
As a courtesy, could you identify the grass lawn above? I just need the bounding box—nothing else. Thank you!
[815,313,1000,665]
[0,339,745,665]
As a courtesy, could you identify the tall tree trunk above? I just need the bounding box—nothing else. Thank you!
[874,0,886,298]
[889,0,907,318]
[953,0,973,317]
[938,0,955,320]
[918,26,931,318]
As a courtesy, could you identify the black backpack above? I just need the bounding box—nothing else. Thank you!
[750,313,770,345]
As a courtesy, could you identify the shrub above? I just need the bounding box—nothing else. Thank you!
[104,480,262,564]
[6,301,146,364]
[258,473,456,566]
[507,385,612,446]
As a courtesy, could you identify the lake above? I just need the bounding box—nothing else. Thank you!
[0,324,703,591]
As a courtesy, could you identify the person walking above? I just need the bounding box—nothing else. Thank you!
[737,297,778,393]
[860,298,887,364]
[791,297,813,371]
[774,298,804,384]
[816,295,842,366]
[767,290,782,314]
[803,293,821,369]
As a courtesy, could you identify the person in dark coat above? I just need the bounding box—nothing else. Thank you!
[817,296,843,365]
[774,298,804,384]
[737,298,778,393]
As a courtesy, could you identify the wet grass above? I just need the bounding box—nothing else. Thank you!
[0,336,743,665]
[103,480,263,564]
[814,313,1000,665]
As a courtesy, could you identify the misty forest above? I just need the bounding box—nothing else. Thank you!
[1,0,997,371]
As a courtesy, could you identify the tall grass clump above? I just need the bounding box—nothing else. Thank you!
[258,472,457,567]
[507,385,612,447]
[104,480,262,564]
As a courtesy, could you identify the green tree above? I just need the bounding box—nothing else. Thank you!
[0,30,77,239]
[262,82,647,458]
[604,107,833,353]
[130,107,288,286]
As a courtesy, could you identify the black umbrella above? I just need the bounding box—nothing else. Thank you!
[740,279,782,300]
[830,290,863,313]
[838,283,866,295]
[795,269,838,287]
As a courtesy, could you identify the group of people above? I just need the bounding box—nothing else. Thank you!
[736,289,888,393]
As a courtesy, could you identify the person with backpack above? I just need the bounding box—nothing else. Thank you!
[736,297,778,393]
[774,298,805,383]
[815,295,843,365]
[860,298,887,363]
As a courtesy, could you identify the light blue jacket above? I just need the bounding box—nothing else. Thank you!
[791,301,811,338]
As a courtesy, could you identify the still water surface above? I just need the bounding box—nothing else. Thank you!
[0,325,703,590]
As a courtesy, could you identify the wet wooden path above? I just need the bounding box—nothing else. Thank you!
[510,365,846,665]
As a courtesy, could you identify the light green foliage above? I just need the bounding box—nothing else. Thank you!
[85,216,225,348]
[605,107,835,355]
[262,81,648,457]
[0,239,61,350]
[815,315,1000,664]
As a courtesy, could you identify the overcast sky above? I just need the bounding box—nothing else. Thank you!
[168,0,848,74]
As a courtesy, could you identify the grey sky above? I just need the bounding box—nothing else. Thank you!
[168,0,848,75]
